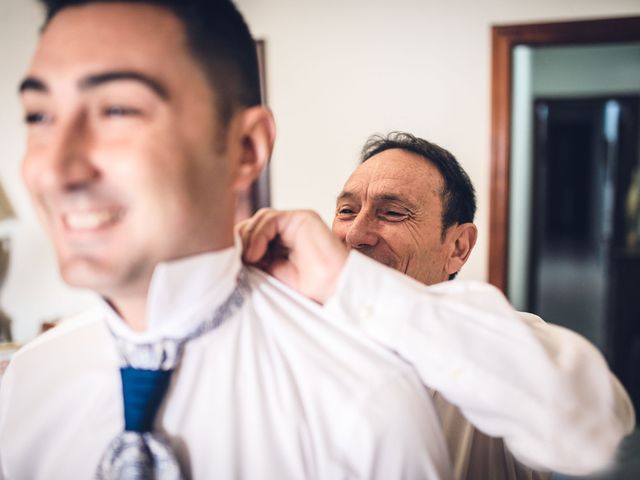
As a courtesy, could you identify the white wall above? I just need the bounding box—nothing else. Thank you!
[2,0,640,343]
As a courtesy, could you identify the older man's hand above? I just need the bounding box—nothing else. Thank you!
[237,208,348,304]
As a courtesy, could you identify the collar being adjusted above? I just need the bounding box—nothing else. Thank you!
[101,239,243,343]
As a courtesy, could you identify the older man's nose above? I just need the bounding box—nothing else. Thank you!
[344,214,379,249]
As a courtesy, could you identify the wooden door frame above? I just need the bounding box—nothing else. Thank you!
[489,16,640,292]
[251,39,271,212]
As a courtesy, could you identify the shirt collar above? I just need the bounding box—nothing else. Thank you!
[102,239,242,343]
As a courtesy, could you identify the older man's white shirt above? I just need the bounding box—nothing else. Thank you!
[326,252,635,477]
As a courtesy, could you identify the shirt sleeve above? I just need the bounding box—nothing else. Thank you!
[324,251,636,475]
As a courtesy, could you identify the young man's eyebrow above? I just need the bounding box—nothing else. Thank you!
[18,72,170,100]
[18,77,48,94]
[79,71,169,100]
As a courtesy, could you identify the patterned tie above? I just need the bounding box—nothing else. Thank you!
[96,271,250,479]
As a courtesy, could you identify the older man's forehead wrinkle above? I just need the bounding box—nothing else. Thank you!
[366,150,444,187]
[337,177,368,203]
[336,190,359,203]
[364,161,437,191]
[363,175,425,208]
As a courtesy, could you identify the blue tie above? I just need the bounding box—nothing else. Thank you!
[121,368,173,433]
[96,272,249,479]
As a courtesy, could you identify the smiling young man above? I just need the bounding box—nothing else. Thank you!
[239,133,635,480]
[0,2,452,478]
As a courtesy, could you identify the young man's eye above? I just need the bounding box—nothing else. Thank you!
[24,112,52,125]
[102,105,141,117]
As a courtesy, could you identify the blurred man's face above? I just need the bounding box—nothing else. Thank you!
[332,149,457,285]
[20,3,235,301]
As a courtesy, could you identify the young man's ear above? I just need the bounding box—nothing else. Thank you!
[445,223,478,277]
[229,105,276,192]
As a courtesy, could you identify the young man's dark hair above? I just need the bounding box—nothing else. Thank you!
[361,132,477,236]
[40,0,261,125]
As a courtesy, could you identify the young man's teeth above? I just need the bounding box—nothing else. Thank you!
[66,210,119,230]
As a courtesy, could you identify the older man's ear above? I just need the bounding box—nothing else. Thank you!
[445,223,478,277]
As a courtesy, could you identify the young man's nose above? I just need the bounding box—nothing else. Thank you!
[23,113,99,193]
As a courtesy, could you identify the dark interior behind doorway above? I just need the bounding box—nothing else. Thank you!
[530,95,640,413]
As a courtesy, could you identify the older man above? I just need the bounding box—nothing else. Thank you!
[239,133,635,479]
[333,132,541,479]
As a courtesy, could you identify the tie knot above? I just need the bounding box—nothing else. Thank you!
[120,367,173,433]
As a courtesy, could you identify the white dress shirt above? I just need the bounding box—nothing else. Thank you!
[429,317,555,480]
[326,252,635,477]
[0,246,450,479]
[1,248,634,478]
[432,389,549,480]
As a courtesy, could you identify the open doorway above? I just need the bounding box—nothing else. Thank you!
[489,18,640,479]
[490,16,640,399]
[530,96,640,362]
